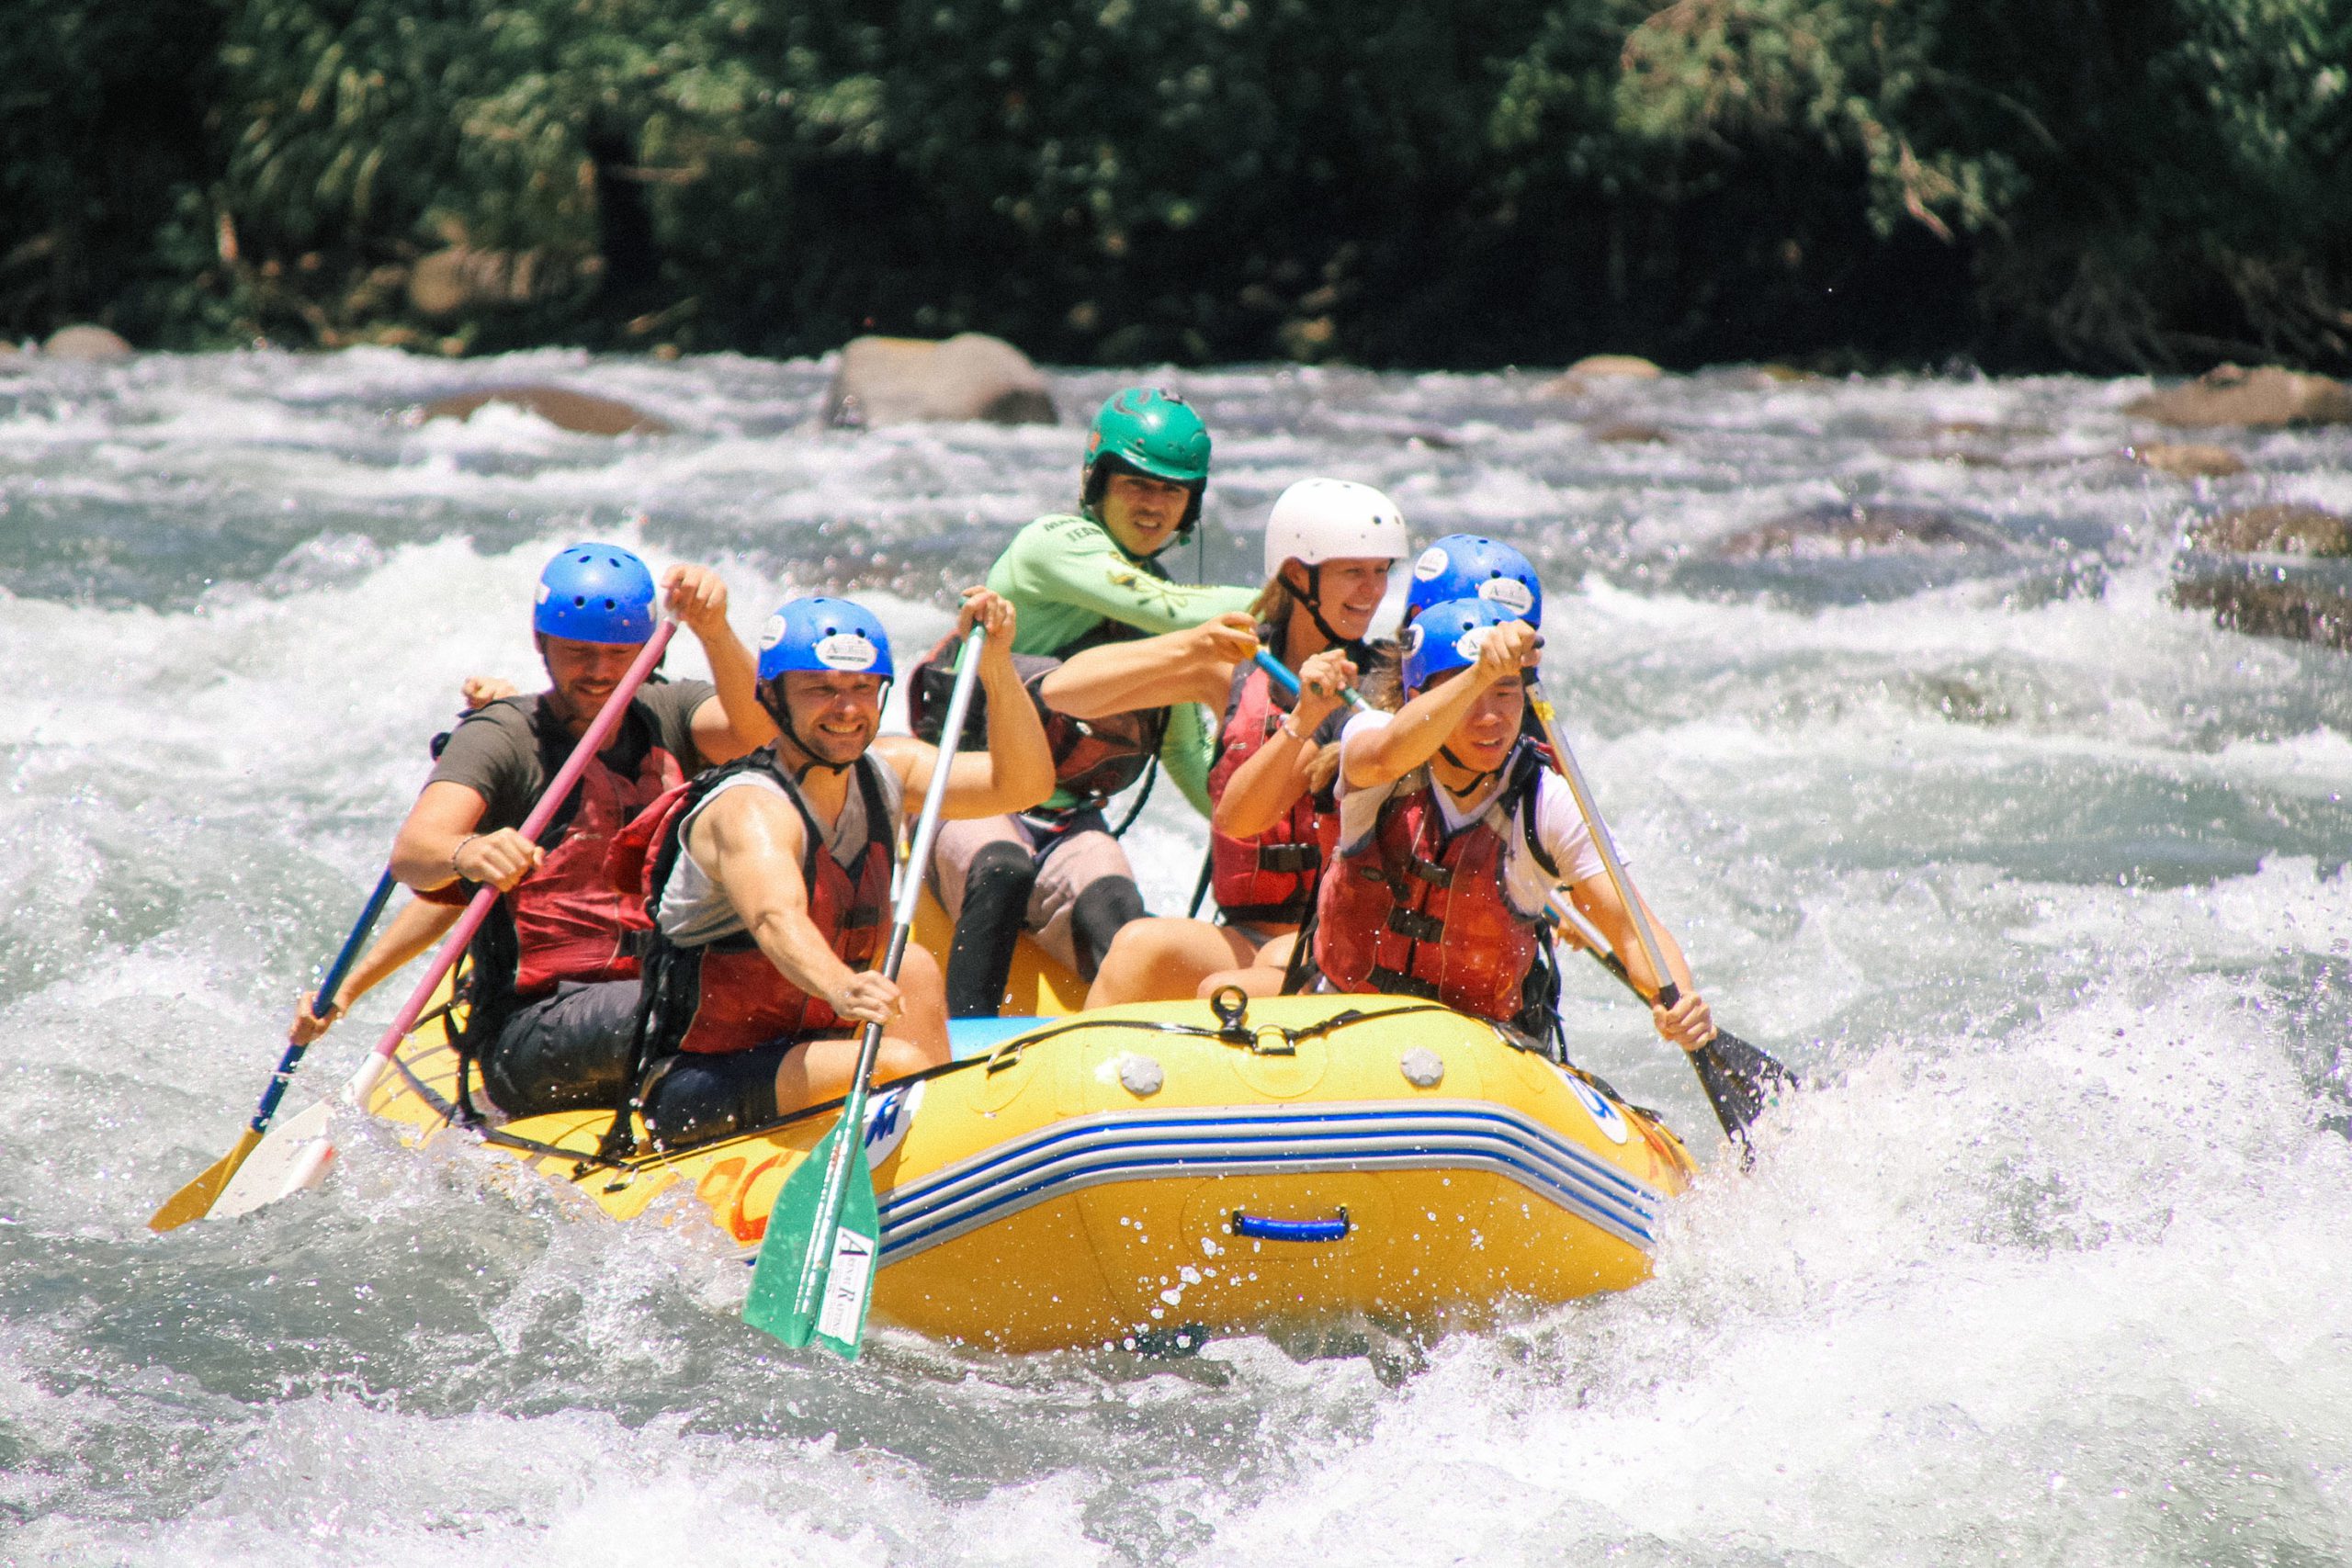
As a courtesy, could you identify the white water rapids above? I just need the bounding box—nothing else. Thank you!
[1,348,2346,1565]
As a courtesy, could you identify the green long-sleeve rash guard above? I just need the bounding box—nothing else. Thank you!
[988,511,1259,817]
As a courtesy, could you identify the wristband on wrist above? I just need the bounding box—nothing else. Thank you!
[1280,717,1315,745]
[451,832,482,874]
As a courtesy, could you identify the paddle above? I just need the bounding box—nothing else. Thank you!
[1522,675,1797,1146]
[742,620,989,1357]
[197,619,680,1224]
[149,870,399,1232]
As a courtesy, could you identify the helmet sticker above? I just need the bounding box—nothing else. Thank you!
[813,630,880,671]
[535,583,551,605]
[1453,626,1489,662]
[759,614,787,650]
[1401,623,1426,658]
[1412,546,1450,582]
[1479,577,1535,616]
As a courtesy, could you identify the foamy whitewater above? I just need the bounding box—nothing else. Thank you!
[2,349,2346,1565]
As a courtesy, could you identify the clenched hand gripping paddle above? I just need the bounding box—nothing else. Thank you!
[187,620,680,1224]
[149,871,398,1232]
[1522,676,1797,1146]
[741,621,989,1358]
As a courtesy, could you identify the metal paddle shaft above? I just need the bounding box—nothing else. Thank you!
[1523,680,1679,1008]
[1526,678,1797,1144]
[751,620,990,1357]
[147,869,398,1232]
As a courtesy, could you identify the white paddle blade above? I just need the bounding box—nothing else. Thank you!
[210,1098,338,1218]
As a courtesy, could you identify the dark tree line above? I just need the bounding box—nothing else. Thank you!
[6,0,2347,370]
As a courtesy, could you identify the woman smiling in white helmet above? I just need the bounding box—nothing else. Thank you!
[1084,479,1408,1005]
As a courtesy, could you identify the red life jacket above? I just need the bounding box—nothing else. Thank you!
[609,748,900,1055]
[432,696,685,1000]
[1206,660,1340,927]
[1313,745,1553,1024]
[904,626,1165,813]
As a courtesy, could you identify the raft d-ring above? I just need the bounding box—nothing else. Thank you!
[984,1039,1026,1075]
[1208,985,1250,1036]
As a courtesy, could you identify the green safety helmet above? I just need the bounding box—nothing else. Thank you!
[1082,387,1211,541]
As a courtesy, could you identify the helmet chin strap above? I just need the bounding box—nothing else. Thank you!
[1435,744,1506,801]
[1295,564,1354,649]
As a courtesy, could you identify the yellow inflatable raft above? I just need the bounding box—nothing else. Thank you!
[365,901,1698,1352]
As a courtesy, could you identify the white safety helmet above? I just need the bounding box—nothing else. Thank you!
[1261,479,1409,577]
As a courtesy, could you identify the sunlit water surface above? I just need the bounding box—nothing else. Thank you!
[2,348,2346,1565]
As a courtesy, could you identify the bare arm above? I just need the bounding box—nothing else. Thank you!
[1041,614,1261,717]
[287,897,464,1043]
[1565,877,1713,1050]
[1342,619,1538,789]
[1214,647,1358,839]
[878,589,1055,818]
[390,781,546,893]
[687,787,903,1027]
[665,563,775,761]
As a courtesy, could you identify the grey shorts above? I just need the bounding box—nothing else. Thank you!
[930,811,1136,976]
[477,978,642,1120]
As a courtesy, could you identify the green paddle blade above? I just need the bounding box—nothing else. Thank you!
[742,1122,882,1359]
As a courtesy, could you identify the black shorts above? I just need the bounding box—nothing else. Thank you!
[478,979,642,1119]
[638,1041,799,1148]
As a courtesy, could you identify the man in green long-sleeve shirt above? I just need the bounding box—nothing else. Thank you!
[932,388,1259,1014]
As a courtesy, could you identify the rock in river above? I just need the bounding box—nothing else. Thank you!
[1709,502,2010,560]
[42,324,133,361]
[2186,504,2351,556]
[2126,365,2352,428]
[825,333,1057,428]
[418,386,673,436]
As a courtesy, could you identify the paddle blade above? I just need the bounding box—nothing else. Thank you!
[148,1128,265,1233]
[1692,1029,1800,1145]
[742,1126,881,1359]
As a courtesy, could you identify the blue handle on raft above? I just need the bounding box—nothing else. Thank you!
[1231,1209,1351,1244]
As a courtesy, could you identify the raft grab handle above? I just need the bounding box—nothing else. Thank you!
[1231,1208,1351,1244]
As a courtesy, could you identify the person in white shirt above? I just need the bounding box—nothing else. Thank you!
[1311,596,1714,1050]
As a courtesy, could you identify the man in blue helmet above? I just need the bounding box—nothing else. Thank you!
[928,387,1261,1013]
[384,543,773,1121]
[1313,597,1714,1051]
[612,590,1054,1145]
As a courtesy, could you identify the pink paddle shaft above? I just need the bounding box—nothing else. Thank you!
[342,620,679,1102]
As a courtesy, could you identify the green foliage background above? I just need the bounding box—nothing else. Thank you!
[5,0,2347,369]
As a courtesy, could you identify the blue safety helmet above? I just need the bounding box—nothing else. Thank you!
[1401,596,1528,692]
[534,543,657,644]
[1404,534,1543,627]
[756,596,895,683]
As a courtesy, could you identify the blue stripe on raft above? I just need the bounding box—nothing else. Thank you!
[946,1016,1049,1060]
[871,1100,1667,1262]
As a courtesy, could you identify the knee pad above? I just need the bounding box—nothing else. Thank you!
[1069,876,1146,983]
[946,841,1039,1018]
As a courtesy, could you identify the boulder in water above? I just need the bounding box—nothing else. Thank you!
[1709,502,2009,559]
[2186,504,2351,556]
[42,324,131,361]
[1538,354,1664,398]
[2131,442,2245,479]
[2174,576,2352,652]
[2125,365,2352,428]
[1589,421,1669,445]
[824,333,1057,428]
[418,386,673,437]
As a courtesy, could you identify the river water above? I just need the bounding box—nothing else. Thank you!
[2,348,2346,1565]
